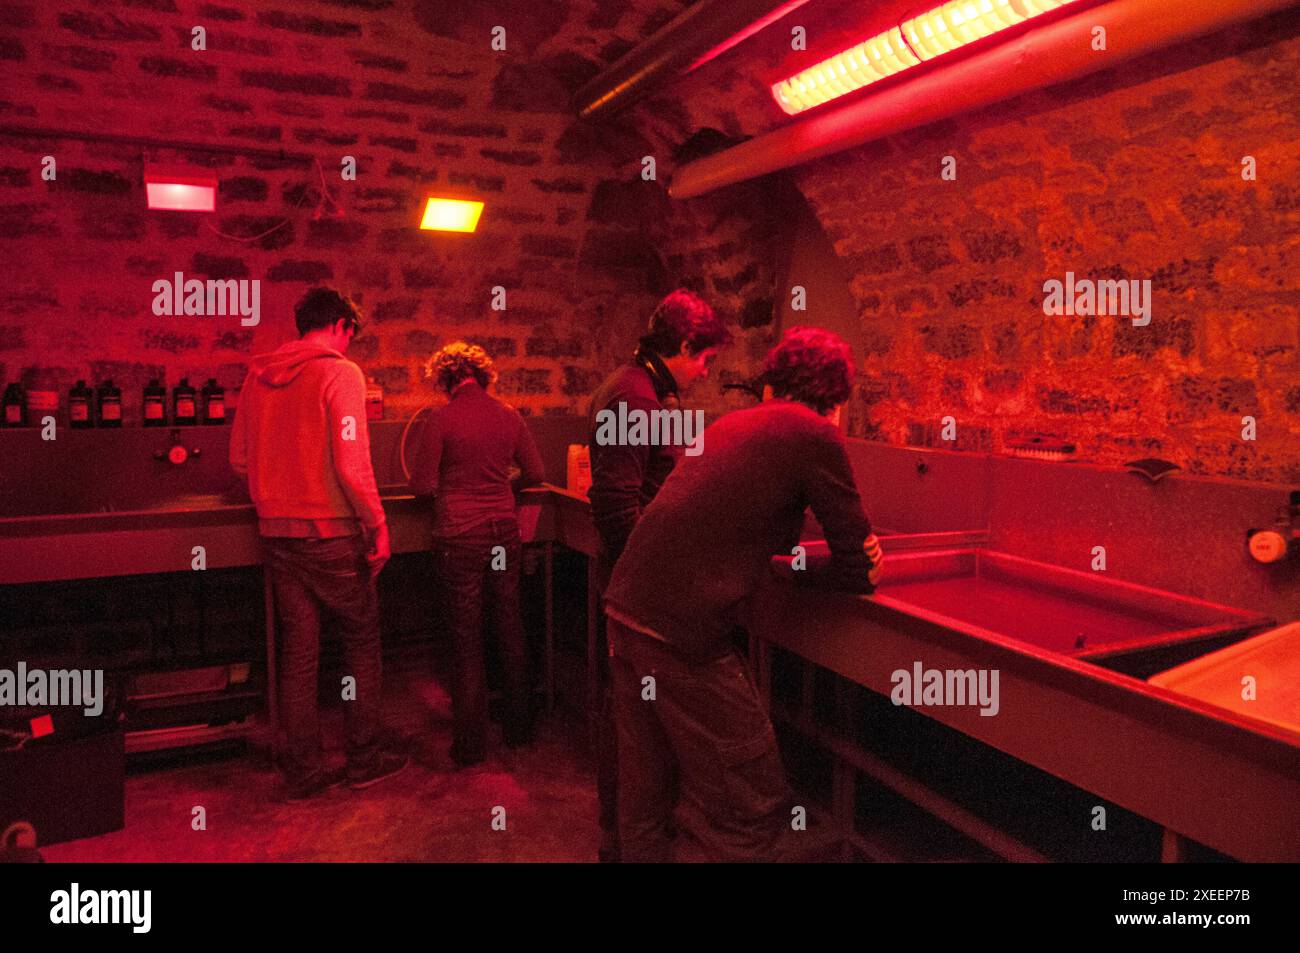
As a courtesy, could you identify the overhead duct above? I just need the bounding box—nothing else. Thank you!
[574,0,811,121]
[670,0,1299,198]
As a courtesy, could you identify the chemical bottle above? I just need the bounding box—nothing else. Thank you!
[143,379,167,426]
[201,378,225,425]
[69,380,93,429]
[95,379,122,428]
[173,378,198,425]
[567,444,592,498]
[3,382,26,427]
[365,377,384,421]
[27,388,57,423]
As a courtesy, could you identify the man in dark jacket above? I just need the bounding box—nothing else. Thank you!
[586,288,730,861]
[604,327,883,861]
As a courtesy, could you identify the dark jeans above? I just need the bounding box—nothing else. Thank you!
[263,534,383,783]
[592,555,619,858]
[607,616,790,862]
[434,517,530,762]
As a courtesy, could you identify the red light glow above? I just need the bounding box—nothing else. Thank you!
[420,197,484,233]
[144,167,218,212]
[772,0,1080,115]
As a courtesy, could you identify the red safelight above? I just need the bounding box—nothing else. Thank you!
[144,166,217,212]
[772,0,1081,115]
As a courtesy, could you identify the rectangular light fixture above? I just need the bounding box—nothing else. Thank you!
[419,197,484,233]
[144,165,217,212]
[772,0,1080,115]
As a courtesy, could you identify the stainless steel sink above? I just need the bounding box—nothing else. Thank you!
[773,541,1272,675]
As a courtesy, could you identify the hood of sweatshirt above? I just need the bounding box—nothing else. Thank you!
[249,340,346,387]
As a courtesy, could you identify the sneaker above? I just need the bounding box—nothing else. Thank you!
[285,766,348,801]
[348,751,409,790]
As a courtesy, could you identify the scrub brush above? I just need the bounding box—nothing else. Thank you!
[1005,435,1077,462]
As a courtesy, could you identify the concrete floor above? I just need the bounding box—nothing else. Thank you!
[42,664,604,862]
[26,643,1212,863]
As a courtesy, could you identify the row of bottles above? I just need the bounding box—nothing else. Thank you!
[2,378,225,428]
[141,378,224,427]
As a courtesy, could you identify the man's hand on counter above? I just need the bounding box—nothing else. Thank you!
[865,533,884,587]
[367,522,392,575]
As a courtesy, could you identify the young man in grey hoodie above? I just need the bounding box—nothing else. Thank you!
[231,287,407,799]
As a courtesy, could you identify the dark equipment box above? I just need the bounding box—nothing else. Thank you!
[0,727,125,847]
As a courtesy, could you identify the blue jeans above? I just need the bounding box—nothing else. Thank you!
[434,517,531,762]
[263,534,383,783]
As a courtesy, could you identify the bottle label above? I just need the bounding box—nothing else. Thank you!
[102,402,121,420]
[145,401,163,419]
[71,402,88,421]
[208,398,225,420]
[177,398,196,418]
[29,391,58,413]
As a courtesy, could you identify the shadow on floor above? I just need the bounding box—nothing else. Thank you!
[42,664,603,862]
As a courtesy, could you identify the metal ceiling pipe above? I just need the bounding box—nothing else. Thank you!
[574,0,812,121]
[670,0,1299,198]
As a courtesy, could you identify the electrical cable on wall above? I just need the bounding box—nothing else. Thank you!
[0,126,338,244]
[201,156,340,244]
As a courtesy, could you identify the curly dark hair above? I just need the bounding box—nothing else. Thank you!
[425,341,497,394]
[762,327,856,415]
[638,288,732,358]
[294,287,364,337]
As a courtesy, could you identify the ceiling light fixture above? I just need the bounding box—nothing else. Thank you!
[143,165,218,212]
[674,0,1293,199]
[772,0,1082,115]
[419,197,484,233]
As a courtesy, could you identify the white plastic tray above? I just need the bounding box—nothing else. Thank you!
[1149,622,1300,736]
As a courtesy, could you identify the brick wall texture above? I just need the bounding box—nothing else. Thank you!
[1,1,1297,482]
[0,0,701,421]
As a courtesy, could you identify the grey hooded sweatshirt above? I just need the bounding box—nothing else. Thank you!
[229,340,385,538]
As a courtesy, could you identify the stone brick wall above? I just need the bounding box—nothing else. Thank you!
[4,1,1297,484]
[653,7,1300,483]
[0,0,714,421]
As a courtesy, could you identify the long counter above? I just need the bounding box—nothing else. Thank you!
[0,484,593,586]
[750,567,1299,861]
[3,426,1296,862]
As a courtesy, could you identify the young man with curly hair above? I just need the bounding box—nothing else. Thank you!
[408,342,545,767]
[603,327,883,861]
[230,287,408,800]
